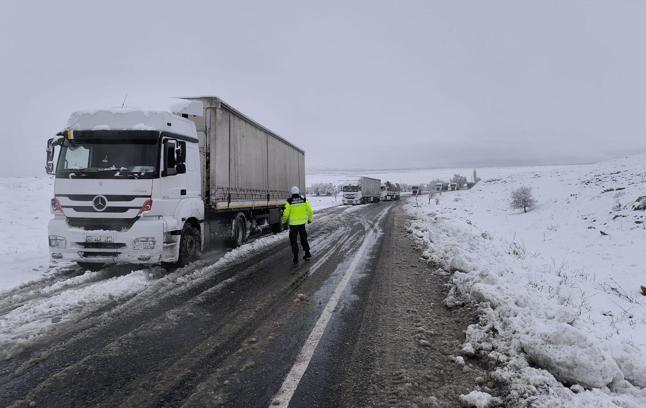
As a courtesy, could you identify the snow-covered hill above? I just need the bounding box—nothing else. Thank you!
[407,154,646,407]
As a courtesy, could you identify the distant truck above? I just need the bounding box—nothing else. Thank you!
[411,185,420,196]
[341,177,381,205]
[380,181,401,201]
[45,96,305,268]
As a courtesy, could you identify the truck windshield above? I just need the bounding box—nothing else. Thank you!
[342,185,360,192]
[56,131,160,179]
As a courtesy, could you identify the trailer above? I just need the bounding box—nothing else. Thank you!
[185,97,305,246]
[45,96,304,267]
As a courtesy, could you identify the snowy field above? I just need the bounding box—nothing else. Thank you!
[0,177,56,291]
[307,165,566,186]
[406,154,646,407]
[308,195,341,211]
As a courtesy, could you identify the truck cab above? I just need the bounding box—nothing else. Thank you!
[341,184,362,205]
[380,184,389,201]
[46,109,204,268]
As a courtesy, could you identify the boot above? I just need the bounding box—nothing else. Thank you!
[293,255,299,265]
[303,251,311,261]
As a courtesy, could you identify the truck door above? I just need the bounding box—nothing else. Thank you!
[160,138,184,200]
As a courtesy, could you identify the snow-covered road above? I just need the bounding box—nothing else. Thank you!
[0,201,493,407]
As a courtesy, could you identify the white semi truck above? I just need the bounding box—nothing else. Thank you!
[380,181,401,201]
[341,176,381,205]
[45,97,305,268]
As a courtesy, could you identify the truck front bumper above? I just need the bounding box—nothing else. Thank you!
[343,199,361,205]
[48,217,178,264]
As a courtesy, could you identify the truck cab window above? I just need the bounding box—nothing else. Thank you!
[64,145,90,169]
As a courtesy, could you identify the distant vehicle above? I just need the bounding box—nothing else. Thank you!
[435,183,444,192]
[393,183,401,200]
[380,181,401,201]
[449,182,458,191]
[45,96,304,268]
[411,185,420,195]
[342,177,381,205]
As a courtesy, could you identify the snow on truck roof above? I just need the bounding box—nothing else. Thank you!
[66,108,198,139]
[64,97,303,153]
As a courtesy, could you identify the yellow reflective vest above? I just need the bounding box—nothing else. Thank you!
[281,195,313,226]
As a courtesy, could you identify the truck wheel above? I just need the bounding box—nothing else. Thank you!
[232,214,247,247]
[177,224,201,266]
[77,262,104,272]
[270,223,283,234]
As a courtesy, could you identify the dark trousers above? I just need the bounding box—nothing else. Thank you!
[289,224,310,257]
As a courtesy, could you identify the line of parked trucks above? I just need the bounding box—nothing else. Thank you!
[340,177,400,205]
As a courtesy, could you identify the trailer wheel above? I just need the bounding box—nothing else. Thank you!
[177,224,201,266]
[232,214,247,247]
[270,222,283,234]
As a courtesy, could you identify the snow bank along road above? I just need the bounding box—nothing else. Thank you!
[0,200,493,407]
[406,154,646,407]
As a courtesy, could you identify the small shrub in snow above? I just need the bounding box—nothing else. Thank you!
[632,196,646,211]
[507,241,526,258]
[510,186,536,213]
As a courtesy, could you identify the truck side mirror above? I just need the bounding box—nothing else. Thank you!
[46,138,55,174]
[162,139,178,177]
[176,141,186,164]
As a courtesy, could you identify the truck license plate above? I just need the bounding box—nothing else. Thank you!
[86,234,114,243]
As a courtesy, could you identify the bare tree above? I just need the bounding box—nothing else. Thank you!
[308,182,335,196]
[451,174,467,189]
[511,186,536,213]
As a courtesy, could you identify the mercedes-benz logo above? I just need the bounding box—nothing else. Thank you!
[92,195,108,212]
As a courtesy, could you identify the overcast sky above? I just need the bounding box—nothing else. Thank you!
[2,0,646,176]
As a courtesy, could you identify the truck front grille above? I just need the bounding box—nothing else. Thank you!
[59,194,148,202]
[79,251,120,258]
[66,218,138,231]
[76,242,127,249]
[69,206,134,213]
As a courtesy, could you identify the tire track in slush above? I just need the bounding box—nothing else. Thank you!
[109,221,360,408]
[1,207,347,365]
[0,206,354,406]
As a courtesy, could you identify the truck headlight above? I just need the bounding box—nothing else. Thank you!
[133,237,156,250]
[48,235,66,248]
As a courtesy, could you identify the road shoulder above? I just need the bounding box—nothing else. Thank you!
[337,204,499,407]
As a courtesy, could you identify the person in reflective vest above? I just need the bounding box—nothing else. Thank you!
[281,186,313,264]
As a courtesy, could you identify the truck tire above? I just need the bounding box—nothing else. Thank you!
[177,224,201,267]
[77,262,104,272]
[270,222,283,234]
[232,214,247,247]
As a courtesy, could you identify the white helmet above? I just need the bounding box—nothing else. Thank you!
[291,186,300,195]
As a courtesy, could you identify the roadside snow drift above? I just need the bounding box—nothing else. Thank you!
[406,154,646,407]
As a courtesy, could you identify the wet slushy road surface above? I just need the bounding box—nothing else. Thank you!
[0,201,491,407]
